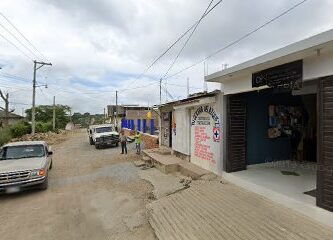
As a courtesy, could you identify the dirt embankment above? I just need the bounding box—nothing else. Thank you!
[10,129,79,145]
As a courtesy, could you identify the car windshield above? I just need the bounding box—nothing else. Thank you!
[0,145,45,160]
[96,127,113,133]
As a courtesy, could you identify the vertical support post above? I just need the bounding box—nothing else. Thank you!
[143,119,147,133]
[131,119,135,130]
[52,96,56,130]
[137,119,141,131]
[32,60,37,134]
[159,78,162,105]
[115,90,118,127]
[150,119,154,135]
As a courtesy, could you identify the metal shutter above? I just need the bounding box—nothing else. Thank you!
[226,95,247,172]
[318,77,333,211]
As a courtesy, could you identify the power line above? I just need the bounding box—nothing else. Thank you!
[121,0,223,90]
[0,31,32,61]
[165,0,310,79]
[161,0,216,80]
[0,12,48,61]
[0,21,41,60]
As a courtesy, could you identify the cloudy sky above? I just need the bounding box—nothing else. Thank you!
[0,0,333,114]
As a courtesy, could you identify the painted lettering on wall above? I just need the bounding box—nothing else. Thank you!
[194,126,216,165]
[192,105,220,127]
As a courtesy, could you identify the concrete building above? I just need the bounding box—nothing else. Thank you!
[206,29,333,216]
[107,105,158,132]
[158,90,223,174]
[0,110,23,127]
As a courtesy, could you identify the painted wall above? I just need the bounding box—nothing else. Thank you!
[222,50,333,95]
[190,97,223,174]
[159,105,173,148]
[246,89,303,165]
[173,109,190,155]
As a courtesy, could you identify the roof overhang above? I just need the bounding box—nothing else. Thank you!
[205,29,333,83]
[174,96,216,110]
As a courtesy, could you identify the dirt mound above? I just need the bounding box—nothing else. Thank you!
[10,130,69,145]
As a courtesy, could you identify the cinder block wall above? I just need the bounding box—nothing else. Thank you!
[142,133,159,149]
[122,128,158,149]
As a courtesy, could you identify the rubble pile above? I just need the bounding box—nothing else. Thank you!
[10,130,68,145]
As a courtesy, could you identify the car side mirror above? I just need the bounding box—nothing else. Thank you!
[48,151,53,156]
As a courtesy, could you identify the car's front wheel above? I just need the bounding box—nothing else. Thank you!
[40,176,48,190]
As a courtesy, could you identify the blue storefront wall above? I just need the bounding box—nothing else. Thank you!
[246,89,303,165]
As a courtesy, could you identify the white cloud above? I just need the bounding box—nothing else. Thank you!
[0,0,333,114]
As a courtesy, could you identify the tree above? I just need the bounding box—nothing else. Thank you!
[0,89,14,127]
[25,105,71,129]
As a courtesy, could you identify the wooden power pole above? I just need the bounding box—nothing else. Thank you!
[32,60,52,135]
[0,90,10,126]
[53,96,56,130]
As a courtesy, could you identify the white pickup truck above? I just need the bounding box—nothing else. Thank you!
[88,124,119,149]
[0,141,53,193]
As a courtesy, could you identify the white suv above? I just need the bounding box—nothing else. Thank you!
[0,141,53,193]
[89,124,119,149]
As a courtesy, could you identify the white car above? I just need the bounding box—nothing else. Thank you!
[0,141,53,193]
[88,124,119,149]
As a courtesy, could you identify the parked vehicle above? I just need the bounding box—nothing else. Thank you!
[0,141,53,193]
[88,124,119,149]
[87,125,97,145]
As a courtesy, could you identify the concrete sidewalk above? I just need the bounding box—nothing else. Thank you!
[148,180,333,240]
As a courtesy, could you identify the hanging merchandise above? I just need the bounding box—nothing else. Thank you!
[267,104,303,139]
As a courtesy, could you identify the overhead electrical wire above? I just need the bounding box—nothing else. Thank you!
[161,0,216,80]
[0,31,33,61]
[160,0,217,101]
[120,0,223,91]
[165,0,310,80]
[0,12,48,61]
[0,21,41,60]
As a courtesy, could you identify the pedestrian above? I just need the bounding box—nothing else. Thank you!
[134,131,142,154]
[120,130,127,154]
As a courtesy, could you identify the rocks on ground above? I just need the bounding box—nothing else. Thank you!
[10,130,70,145]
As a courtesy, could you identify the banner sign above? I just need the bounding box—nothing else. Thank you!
[252,60,303,90]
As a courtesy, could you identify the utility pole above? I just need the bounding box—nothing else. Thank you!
[159,78,162,105]
[103,108,106,123]
[0,90,9,126]
[52,96,56,130]
[187,77,190,98]
[115,90,118,127]
[32,60,52,135]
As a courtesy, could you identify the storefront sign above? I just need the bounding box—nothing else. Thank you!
[191,105,220,127]
[252,60,303,90]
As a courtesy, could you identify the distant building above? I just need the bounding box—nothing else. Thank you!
[0,110,24,127]
[107,105,158,131]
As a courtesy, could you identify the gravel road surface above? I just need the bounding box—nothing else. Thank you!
[0,130,156,240]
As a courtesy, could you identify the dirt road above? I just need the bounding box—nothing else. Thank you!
[0,130,156,240]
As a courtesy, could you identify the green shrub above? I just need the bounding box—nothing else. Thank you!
[0,127,12,146]
[36,122,53,133]
[10,121,31,138]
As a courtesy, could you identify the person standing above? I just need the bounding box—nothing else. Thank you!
[134,131,142,154]
[120,130,127,154]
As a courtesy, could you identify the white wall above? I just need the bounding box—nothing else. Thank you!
[190,95,223,175]
[173,108,190,155]
[222,51,333,95]
[303,50,333,80]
